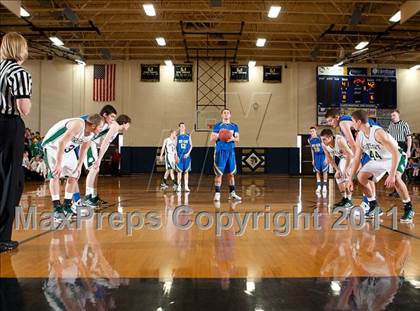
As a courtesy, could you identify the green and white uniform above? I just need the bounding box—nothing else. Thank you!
[324,135,348,184]
[42,118,94,178]
[163,137,176,170]
[84,122,119,169]
[358,125,407,182]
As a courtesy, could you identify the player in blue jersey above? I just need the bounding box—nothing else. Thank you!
[210,109,241,202]
[176,122,193,192]
[308,126,328,195]
[325,108,377,210]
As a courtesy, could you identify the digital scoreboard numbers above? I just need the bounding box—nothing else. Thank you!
[316,66,397,125]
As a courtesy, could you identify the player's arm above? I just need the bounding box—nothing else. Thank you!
[322,143,339,171]
[159,139,166,160]
[347,134,363,192]
[209,124,219,144]
[76,141,90,178]
[375,129,399,188]
[186,136,193,157]
[229,125,240,143]
[309,141,315,165]
[406,135,412,158]
[338,137,354,173]
[95,123,119,167]
[54,120,83,176]
[340,121,356,153]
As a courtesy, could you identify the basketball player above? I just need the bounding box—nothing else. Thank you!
[325,108,377,211]
[41,114,104,221]
[73,105,117,209]
[83,115,131,207]
[348,110,414,222]
[210,109,241,202]
[308,126,328,195]
[160,130,177,190]
[320,129,354,209]
[176,122,192,192]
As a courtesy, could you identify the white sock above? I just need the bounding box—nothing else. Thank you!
[86,187,94,196]
[64,192,73,200]
[51,194,60,201]
[92,189,97,197]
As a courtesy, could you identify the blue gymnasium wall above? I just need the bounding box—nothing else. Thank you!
[120,147,299,175]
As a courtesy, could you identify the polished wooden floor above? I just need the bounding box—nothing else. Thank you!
[1,174,420,280]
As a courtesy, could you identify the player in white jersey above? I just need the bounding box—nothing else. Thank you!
[348,110,414,222]
[41,114,104,221]
[320,129,354,209]
[71,105,117,209]
[83,115,131,208]
[159,130,177,190]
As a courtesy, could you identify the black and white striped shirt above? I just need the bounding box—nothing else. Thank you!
[387,120,411,143]
[0,59,32,116]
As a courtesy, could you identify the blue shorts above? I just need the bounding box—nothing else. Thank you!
[361,153,370,166]
[313,154,328,173]
[176,155,191,173]
[214,149,236,176]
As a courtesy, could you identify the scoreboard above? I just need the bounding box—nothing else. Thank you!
[317,66,397,126]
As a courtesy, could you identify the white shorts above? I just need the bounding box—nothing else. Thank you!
[336,158,348,184]
[165,153,176,170]
[44,146,79,178]
[84,141,98,170]
[359,151,407,183]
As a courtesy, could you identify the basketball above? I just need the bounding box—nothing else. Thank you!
[219,129,233,142]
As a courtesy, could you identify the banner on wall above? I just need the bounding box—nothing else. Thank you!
[141,64,160,82]
[371,68,396,77]
[230,65,249,82]
[263,65,282,83]
[174,64,193,82]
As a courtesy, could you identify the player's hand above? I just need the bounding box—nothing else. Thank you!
[92,161,100,170]
[52,163,61,178]
[335,170,342,179]
[75,167,82,180]
[406,151,411,159]
[175,156,179,163]
[384,174,396,188]
[347,180,354,192]
[159,156,163,162]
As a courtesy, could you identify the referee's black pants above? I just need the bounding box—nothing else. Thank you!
[0,115,25,242]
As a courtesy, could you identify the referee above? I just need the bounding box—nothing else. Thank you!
[0,32,32,253]
[388,109,412,157]
[387,109,412,197]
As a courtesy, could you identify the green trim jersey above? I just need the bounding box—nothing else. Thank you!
[324,134,345,159]
[41,118,94,153]
[92,122,118,145]
[358,125,398,161]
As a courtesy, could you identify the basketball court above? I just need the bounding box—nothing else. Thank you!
[1,1,420,310]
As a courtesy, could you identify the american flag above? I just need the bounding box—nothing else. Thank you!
[93,64,116,101]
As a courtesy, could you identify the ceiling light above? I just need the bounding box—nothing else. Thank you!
[256,38,266,47]
[248,60,256,67]
[409,64,420,70]
[143,4,156,16]
[389,10,401,23]
[49,36,64,46]
[165,60,173,67]
[268,6,281,18]
[20,7,30,17]
[156,37,166,46]
[355,41,369,50]
[352,48,369,55]
[75,59,86,66]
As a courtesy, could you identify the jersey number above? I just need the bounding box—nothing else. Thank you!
[369,150,382,160]
[65,145,76,153]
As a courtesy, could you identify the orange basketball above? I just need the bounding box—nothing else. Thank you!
[219,129,233,142]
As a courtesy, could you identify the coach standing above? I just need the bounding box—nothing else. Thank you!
[0,33,32,253]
